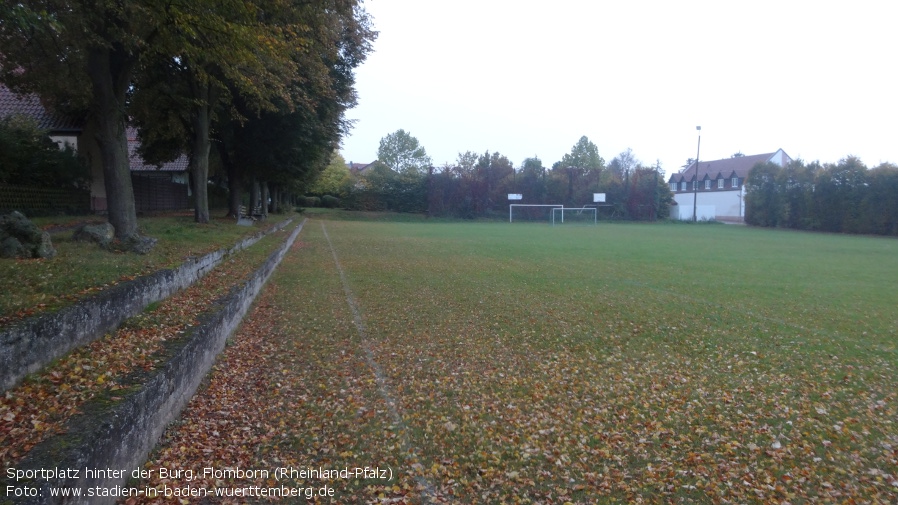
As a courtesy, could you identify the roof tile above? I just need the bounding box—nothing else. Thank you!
[0,85,82,131]
[670,153,775,182]
[127,127,188,172]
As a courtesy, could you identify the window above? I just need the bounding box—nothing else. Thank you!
[670,182,677,192]
[692,181,697,190]
[704,180,711,190]
[717,178,724,189]
[732,177,739,187]
[681,181,687,191]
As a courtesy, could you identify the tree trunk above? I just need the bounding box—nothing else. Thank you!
[189,80,216,224]
[218,143,241,218]
[261,181,269,218]
[250,177,260,216]
[270,185,279,214]
[87,47,138,240]
[190,93,211,223]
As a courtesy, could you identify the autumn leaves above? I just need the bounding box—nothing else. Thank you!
[126,220,898,503]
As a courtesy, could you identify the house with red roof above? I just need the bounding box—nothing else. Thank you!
[0,84,82,149]
[347,161,376,174]
[1,84,189,213]
[668,149,792,222]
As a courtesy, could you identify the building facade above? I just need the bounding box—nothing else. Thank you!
[1,84,189,213]
[668,149,792,222]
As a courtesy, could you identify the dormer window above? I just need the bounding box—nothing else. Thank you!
[704,180,711,190]
[681,181,688,191]
[670,182,677,192]
[732,177,739,187]
[717,178,724,189]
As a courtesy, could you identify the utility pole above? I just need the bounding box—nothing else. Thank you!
[693,126,701,222]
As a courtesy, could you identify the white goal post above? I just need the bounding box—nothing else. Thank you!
[552,207,597,225]
[509,204,563,223]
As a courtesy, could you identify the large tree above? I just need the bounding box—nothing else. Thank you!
[776,159,818,229]
[745,162,782,227]
[814,156,868,233]
[377,129,432,175]
[518,156,547,203]
[133,0,373,223]
[608,148,638,181]
[311,153,351,197]
[1,0,374,233]
[860,163,898,235]
[217,0,374,218]
[554,136,604,204]
[0,1,174,241]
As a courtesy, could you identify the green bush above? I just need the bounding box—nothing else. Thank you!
[0,116,90,189]
[321,195,341,208]
[299,196,321,207]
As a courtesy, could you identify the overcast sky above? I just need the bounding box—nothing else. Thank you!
[340,0,897,176]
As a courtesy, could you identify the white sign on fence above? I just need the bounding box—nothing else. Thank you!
[508,194,523,200]
[593,193,606,203]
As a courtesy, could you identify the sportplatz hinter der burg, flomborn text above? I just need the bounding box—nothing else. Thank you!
[6,466,393,499]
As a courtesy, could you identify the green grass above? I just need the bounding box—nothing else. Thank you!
[270,216,897,502]
[0,212,295,321]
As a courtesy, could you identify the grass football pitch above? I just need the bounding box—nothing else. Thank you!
[266,218,898,502]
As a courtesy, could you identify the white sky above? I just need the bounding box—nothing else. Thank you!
[340,0,897,176]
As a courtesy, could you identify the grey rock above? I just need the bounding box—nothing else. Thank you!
[123,234,158,255]
[0,211,56,258]
[37,231,57,259]
[72,222,115,246]
[0,236,26,258]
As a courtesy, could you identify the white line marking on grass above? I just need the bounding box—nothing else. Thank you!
[321,223,438,502]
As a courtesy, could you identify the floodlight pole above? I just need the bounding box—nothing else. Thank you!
[693,126,701,222]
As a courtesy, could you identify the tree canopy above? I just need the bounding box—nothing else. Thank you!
[341,134,671,221]
[377,129,432,175]
[0,0,375,240]
[310,152,351,197]
[745,156,898,235]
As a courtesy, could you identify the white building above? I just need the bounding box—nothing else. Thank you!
[668,149,792,222]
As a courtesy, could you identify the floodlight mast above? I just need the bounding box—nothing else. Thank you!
[693,126,701,222]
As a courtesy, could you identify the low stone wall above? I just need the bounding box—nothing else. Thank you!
[0,218,293,392]
[4,220,304,505]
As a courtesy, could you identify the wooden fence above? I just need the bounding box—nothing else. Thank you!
[131,172,189,213]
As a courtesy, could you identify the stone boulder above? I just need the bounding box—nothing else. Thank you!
[122,234,158,255]
[106,233,158,255]
[72,222,115,247]
[0,211,56,259]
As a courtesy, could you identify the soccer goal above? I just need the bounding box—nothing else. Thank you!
[509,204,564,223]
[551,207,597,225]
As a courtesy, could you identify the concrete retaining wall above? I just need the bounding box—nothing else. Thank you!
[4,219,304,505]
[0,219,292,392]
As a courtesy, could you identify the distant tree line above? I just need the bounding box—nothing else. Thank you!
[322,131,672,221]
[745,157,898,235]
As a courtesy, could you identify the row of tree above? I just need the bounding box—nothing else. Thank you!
[314,131,672,220]
[745,157,898,235]
[0,0,376,242]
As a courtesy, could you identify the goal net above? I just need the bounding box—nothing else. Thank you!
[509,204,563,223]
[551,207,597,225]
